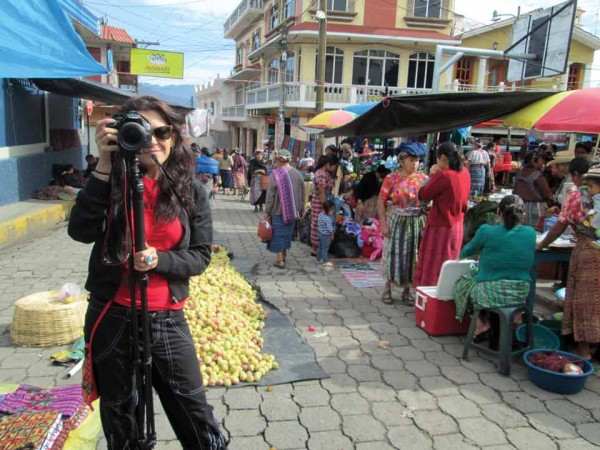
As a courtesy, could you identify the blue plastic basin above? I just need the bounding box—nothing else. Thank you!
[523,349,594,395]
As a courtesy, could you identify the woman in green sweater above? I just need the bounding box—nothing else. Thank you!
[454,195,537,336]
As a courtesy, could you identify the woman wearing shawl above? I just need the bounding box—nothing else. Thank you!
[232,148,247,195]
[310,154,339,255]
[249,149,269,212]
[265,149,306,268]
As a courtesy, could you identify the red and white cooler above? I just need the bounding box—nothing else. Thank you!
[415,260,474,336]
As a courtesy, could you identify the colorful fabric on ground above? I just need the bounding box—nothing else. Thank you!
[454,265,530,320]
[273,167,297,224]
[413,221,463,287]
[381,211,425,285]
[0,410,61,450]
[336,262,386,288]
[562,234,600,342]
[0,384,82,418]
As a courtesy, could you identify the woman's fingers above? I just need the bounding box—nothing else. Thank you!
[133,247,158,272]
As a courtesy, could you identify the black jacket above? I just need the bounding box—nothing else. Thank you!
[68,175,213,304]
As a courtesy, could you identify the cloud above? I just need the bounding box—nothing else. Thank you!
[137,0,240,17]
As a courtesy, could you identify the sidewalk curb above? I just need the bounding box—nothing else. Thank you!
[0,200,75,246]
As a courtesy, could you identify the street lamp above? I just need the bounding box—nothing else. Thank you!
[491,6,520,22]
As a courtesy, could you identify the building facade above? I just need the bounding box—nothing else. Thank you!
[198,0,461,153]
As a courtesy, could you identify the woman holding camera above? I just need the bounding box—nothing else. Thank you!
[68,96,227,449]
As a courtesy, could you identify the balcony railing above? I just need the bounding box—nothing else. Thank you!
[224,0,264,37]
[245,82,434,108]
[222,105,247,121]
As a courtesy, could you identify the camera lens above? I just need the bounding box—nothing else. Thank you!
[119,123,147,152]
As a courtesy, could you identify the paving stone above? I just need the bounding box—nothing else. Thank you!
[419,378,459,399]
[264,421,308,449]
[331,392,371,415]
[347,364,382,382]
[527,412,577,439]
[409,337,444,351]
[227,436,270,450]
[459,383,501,405]
[479,372,521,391]
[517,380,564,400]
[378,333,409,347]
[388,424,433,449]
[424,351,460,366]
[320,373,357,395]
[458,417,507,446]
[558,438,600,450]
[567,389,600,410]
[338,348,371,364]
[372,401,414,426]
[440,365,479,384]
[356,442,395,450]
[223,387,262,409]
[343,415,387,442]
[432,434,479,450]
[437,395,481,419]
[546,399,594,425]
[317,357,346,374]
[358,382,397,402]
[506,427,558,450]
[299,406,341,432]
[404,360,440,377]
[460,356,499,374]
[481,403,528,428]
[382,370,418,390]
[260,396,300,421]
[577,423,600,444]
[391,346,424,361]
[397,389,437,410]
[501,391,547,414]
[413,409,458,436]
[370,355,404,371]
[307,431,353,450]
[223,410,266,437]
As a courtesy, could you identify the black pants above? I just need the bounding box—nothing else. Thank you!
[84,298,227,450]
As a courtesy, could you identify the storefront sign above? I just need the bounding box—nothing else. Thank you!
[130,48,184,79]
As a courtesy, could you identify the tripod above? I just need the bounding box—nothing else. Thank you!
[124,152,156,449]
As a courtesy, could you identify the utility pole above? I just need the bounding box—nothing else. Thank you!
[315,0,327,157]
[279,20,288,149]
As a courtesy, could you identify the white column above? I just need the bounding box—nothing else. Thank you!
[561,64,570,90]
[445,57,454,91]
[582,64,591,88]
[477,58,488,92]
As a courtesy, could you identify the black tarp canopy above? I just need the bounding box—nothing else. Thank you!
[32,78,193,113]
[323,91,556,138]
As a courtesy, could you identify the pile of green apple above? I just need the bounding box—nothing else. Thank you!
[185,245,277,387]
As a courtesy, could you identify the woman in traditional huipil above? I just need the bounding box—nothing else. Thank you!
[377,143,428,304]
[310,154,339,255]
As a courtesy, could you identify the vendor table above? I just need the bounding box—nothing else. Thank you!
[527,247,573,311]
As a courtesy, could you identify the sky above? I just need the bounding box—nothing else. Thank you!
[80,0,600,87]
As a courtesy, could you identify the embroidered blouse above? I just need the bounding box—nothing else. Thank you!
[558,189,586,225]
[378,172,427,208]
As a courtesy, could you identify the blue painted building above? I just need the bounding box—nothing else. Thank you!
[0,0,102,206]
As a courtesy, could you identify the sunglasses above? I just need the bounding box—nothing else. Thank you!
[153,125,173,141]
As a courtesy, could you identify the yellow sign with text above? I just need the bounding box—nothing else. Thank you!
[130,48,184,79]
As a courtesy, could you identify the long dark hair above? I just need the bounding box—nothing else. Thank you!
[499,195,525,230]
[314,153,339,171]
[119,96,195,222]
[436,142,463,172]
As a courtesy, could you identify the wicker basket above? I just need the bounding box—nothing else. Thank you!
[11,291,88,347]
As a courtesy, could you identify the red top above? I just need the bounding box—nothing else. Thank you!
[420,168,470,227]
[114,178,184,311]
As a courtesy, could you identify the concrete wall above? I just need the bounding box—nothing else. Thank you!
[0,147,86,206]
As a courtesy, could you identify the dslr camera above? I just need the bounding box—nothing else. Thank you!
[112,111,153,153]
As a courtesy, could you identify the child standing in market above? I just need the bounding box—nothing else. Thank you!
[317,200,335,266]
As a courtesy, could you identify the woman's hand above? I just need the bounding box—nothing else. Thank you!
[429,164,440,176]
[95,118,120,174]
[133,246,158,272]
[381,221,390,238]
[545,206,560,217]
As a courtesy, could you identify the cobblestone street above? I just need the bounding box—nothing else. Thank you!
[0,195,599,449]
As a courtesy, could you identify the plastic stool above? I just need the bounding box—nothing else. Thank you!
[462,305,533,376]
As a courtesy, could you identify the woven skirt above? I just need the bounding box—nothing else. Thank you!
[413,221,464,287]
[523,201,546,229]
[233,172,246,189]
[562,235,600,343]
[469,166,486,196]
[454,265,530,320]
[267,215,295,253]
[381,211,425,285]
[220,170,233,188]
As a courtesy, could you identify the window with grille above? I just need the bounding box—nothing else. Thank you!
[270,4,280,30]
[455,57,473,86]
[352,49,400,87]
[407,52,434,89]
[315,47,344,84]
[252,31,261,51]
[268,58,279,84]
[327,0,348,12]
[567,63,581,90]
[284,0,295,18]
